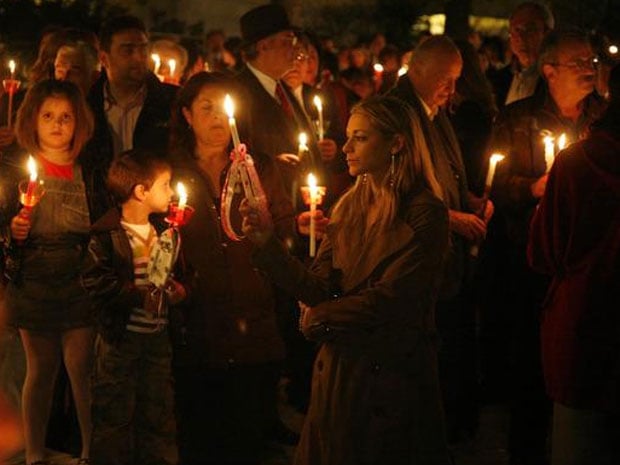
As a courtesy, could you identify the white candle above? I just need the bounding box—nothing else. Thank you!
[175,182,188,224]
[224,94,242,149]
[485,153,505,190]
[8,59,16,79]
[151,54,161,74]
[313,95,324,140]
[544,135,555,173]
[307,173,318,257]
[298,132,309,159]
[25,155,38,199]
[168,58,176,78]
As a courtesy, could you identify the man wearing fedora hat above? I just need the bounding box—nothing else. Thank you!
[235,4,325,203]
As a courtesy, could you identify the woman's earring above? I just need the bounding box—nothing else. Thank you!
[389,153,396,187]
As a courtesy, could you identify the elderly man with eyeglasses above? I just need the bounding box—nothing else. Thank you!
[486,29,607,465]
[490,1,555,109]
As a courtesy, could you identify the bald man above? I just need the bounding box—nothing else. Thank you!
[390,35,493,442]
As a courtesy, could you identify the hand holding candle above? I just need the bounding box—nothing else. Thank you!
[313,95,324,140]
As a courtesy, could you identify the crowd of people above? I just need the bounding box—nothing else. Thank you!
[0,1,618,465]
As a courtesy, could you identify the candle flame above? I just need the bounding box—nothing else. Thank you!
[312,95,322,110]
[373,63,384,73]
[9,60,15,75]
[299,132,308,147]
[307,173,317,189]
[490,153,505,164]
[224,94,235,118]
[27,155,37,182]
[151,53,161,72]
[609,44,619,55]
[168,58,176,76]
[557,133,567,151]
[398,65,408,77]
[177,182,187,209]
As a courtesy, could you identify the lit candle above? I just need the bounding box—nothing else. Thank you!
[6,59,18,128]
[26,155,38,200]
[175,182,187,224]
[168,58,176,79]
[307,173,318,257]
[313,95,324,140]
[224,94,242,150]
[544,135,555,173]
[151,53,161,74]
[485,153,505,191]
[298,132,309,160]
[557,133,567,152]
[373,63,384,84]
[397,65,409,77]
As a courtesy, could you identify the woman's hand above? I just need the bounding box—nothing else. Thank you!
[239,198,274,247]
[10,211,31,241]
[296,210,329,239]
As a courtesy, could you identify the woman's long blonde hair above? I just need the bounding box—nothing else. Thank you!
[330,95,442,254]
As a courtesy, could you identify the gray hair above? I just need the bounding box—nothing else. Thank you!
[511,1,555,31]
[538,29,591,76]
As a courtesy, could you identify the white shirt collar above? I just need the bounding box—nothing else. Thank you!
[247,61,278,99]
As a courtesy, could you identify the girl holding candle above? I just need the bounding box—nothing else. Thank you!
[240,95,452,465]
[168,71,301,464]
[0,79,95,465]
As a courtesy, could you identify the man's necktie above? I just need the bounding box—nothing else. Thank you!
[275,82,294,119]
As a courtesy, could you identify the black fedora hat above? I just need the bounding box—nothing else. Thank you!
[240,4,297,46]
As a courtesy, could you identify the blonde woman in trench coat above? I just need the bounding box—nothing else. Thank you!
[241,95,452,465]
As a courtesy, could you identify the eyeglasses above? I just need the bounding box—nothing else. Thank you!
[548,57,598,71]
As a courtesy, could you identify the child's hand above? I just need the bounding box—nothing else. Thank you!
[10,212,31,241]
[165,279,186,305]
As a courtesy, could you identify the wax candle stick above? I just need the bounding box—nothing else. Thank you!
[485,153,505,193]
[307,173,318,257]
[544,135,555,173]
[174,182,187,225]
[313,95,324,140]
[25,155,38,200]
[224,94,242,150]
[298,132,309,160]
[557,133,567,152]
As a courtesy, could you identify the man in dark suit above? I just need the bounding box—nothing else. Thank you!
[235,4,325,204]
[83,15,178,222]
[390,35,494,443]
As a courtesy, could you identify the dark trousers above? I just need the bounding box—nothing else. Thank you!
[173,361,281,465]
[436,289,479,441]
[505,251,552,465]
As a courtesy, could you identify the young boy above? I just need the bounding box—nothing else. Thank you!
[82,148,186,465]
